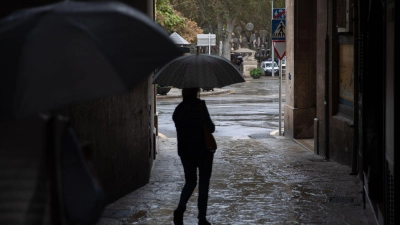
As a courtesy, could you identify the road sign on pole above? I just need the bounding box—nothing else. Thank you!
[272,40,286,136]
[197,34,216,46]
[272,39,286,136]
[273,8,286,19]
[273,40,286,60]
[271,20,286,40]
[272,8,286,136]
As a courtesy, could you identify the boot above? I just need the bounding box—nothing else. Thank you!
[198,218,211,225]
[173,209,184,225]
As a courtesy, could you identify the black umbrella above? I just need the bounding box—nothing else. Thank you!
[0,1,182,119]
[152,54,245,88]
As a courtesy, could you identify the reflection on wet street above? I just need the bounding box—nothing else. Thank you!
[96,77,368,225]
[157,77,286,138]
[98,137,367,224]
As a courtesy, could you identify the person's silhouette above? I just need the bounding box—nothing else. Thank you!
[172,88,215,225]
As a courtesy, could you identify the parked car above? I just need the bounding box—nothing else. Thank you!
[281,56,286,75]
[261,60,279,76]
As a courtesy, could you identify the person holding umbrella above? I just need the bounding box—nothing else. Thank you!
[172,88,215,225]
[152,53,245,224]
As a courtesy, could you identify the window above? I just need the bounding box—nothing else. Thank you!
[338,43,354,118]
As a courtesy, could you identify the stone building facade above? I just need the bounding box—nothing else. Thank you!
[285,0,397,223]
[1,0,159,204]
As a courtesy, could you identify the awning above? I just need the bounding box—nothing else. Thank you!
[169,32,190,45]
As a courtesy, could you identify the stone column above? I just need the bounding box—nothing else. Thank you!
[284,0,317,139]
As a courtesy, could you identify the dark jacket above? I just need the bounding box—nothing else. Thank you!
[173,99,215,159]
[236,58,243,66]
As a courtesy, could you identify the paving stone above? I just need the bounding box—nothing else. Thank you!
[96,136,368,225]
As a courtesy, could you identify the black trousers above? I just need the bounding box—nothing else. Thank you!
[177,156,213,219]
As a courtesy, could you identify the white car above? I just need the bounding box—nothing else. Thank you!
[281,56,286,75]
[261,61,279,76]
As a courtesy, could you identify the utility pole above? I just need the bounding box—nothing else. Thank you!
[270,0,275,77]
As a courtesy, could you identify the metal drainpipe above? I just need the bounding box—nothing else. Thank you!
[324,0,330,160]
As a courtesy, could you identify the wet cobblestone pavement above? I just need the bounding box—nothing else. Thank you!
[96,135,368,225]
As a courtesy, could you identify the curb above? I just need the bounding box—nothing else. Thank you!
[294,139,315,152]
[156,88,231,99]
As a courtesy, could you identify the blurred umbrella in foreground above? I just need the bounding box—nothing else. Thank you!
[152,54,245,89]
[0,0,182,119]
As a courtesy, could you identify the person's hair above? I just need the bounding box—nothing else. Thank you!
[182,88,200,99]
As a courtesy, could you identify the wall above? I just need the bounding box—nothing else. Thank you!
[61,80,154,203]
[313,0,357,167]
[2,0,157,203]
[65,0,156,203]
[284,0,316,139]
[242,61,257,77]
[315,0,328,156]
[384,1,396,223]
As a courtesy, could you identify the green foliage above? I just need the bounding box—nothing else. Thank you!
[250,68,263,77]
[156,0,203,42]
[156,0,184,32]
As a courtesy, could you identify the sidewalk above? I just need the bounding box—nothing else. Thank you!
[96,135,368,225]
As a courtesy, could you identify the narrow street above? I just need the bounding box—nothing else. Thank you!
[157,76,286,138]
[96,77,368,225]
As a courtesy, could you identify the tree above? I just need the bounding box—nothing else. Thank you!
[156,0,203,43]
[170,0,285,59]
[174,11,203,43]
[156,0,184,32]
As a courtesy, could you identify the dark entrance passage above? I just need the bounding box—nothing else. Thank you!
[96,77,368,224]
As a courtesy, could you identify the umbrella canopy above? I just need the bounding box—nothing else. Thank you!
[0,1,182,119]
[152,54,245,88]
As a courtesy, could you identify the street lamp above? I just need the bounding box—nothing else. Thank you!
[254,44,266,68]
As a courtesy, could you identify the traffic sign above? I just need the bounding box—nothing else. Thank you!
[273,40,286,60]
[273,8,286,19]
[271,19,286,40]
